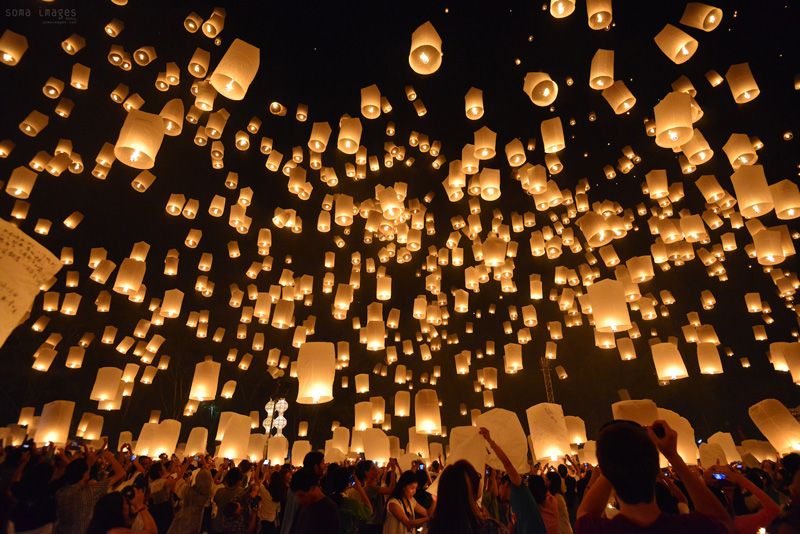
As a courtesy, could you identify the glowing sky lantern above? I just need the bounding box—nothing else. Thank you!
[408,22,442,75]
[210,39,260,100]
[113,110,165,169]
[296,342,335,404]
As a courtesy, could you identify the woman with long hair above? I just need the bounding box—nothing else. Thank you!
[86,490,157,534]
[427,460,506,534]
[383,470,431,534]
[257,469,285,534]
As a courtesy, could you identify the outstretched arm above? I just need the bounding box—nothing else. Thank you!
[479,427,521,487]
[577,465,613,519]
[648,420,733,533]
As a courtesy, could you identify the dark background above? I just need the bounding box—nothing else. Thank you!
[0,0,799,453]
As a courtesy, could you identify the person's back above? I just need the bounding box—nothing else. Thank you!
[167,468,212,534]
[213,469,243,534]
[10,461,57,533]
[56,460,115,534]
[290,467,340,534]
[529,475,559,534]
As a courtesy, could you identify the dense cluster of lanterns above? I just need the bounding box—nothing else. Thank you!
[0,1,798,465]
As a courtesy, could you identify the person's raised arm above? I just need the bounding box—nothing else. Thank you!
[479,427,521,487]
[387,500,428,529]
[659,472,688,507]
[576,464,613,519]
[648,420,733,533]
[487,468,499,496]
[352,474,373,514]
[718,465,780,517]
[105,448,127,486]
[378,459,397,495]
[213,461,229,485]
[128,488,158,534]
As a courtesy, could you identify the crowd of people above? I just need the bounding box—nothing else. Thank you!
[2,420,800,534]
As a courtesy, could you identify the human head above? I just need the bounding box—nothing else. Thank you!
[87,492,129,534]
[527,475,548,504]
[427,460,483,534]
[415,468,429,489]
[557,464,568,478]
[392,470,419,500]
[223,467,243,488]
[303,451,325,477]
[149,461,165,481]
[546,471,563,495]
[596,420,659,505]
[782,453,800,484]
[239,459,252,475]
[498,474,511,502]
[328,465,351,494]
[290,467,321,507]
[356,460,374,483]
[64,458,89,485]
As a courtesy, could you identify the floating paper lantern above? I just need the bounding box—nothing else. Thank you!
[296,342,335,403]
[504,343,523,373]
[697,343,722,374]
[465,87,484,119]
[589,49,614,89]
[612,399,658,427]
[268,435,288,464]
[210,39,259,100]
[33,400,74,446]
[338,117,362,154]
[652,343,688,381]
[189,358,220,401]
[726,63,760,103]
[565,416,587,444]
[654,92,693,148]
[550,0,575,18]
[218,413,251,460]
[749,399,800,455]
[588,279,631,332]
[654,24,697,64]
[680,3,722,31]
[360,85,381,119]
[394,390,411,417]
[0,30,28,65]
[6,167,37,199]
[602,81,636,113]
[730,165,773,218]
[541,117,565,153]
[524,72,558,106]
[408,21,442,75]
[769,180,800,220]
[114,110,165,170]
[415,390,442,435]
[722,133,757,169]
[19,111,48,137]
[90,367,123,401]
[527,403,571,461]
[586,0,612,29]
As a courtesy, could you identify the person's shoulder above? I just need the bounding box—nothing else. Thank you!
[574,514,612,533]
[671,512,728,533]
[319,495,339,509]
[509,482,534,501]
[107,528,132,534]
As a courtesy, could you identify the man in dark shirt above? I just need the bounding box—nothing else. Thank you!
[289,467,340,534]
[575,419,733,534]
